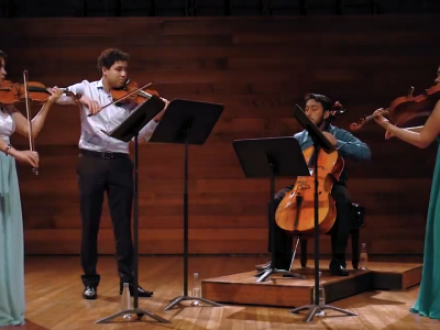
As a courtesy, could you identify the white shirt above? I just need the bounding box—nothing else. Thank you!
[0,106,15,144]
[58,79,158,154]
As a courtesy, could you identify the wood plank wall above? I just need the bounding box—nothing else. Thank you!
[1,15,439,256]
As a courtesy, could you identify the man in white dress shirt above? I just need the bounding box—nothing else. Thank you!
[56,48,168,300]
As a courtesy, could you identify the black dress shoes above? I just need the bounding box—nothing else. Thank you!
[255,259,290,271]
[83,285,97,299]
[120,282,153,297]
[255,261,272,271]
[82,284,153,299]
[329,260,349,276]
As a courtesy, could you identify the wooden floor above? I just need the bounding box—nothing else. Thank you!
[6,255,440,330]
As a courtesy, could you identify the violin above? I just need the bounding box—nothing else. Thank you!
[0,72,81,175]
[275,102,346,236]
[0,79,79,105]
[112,79,159,104]
[349,84,440,131]
[94,80,160,114]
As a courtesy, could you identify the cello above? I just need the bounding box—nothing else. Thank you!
[349,84,440,132]
[275,102,346,236]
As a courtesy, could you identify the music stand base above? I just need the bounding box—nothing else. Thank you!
[164,296,223,311]
[255,268,307,282]
[95,307,171,324]
[291,304,357,323]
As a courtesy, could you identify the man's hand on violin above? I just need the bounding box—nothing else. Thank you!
[79,95,101,115]
[47,87,64,103]
[321,131,338,146]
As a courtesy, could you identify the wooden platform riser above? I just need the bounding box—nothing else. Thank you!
[202,271,373,308]
[201,262,423,308]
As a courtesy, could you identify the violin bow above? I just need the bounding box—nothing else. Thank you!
[23,70,38,175]
[91,82,154,115]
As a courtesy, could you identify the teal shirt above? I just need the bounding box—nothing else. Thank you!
[293,124,371,184]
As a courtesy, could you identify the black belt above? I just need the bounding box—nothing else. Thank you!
[79,149,128,159]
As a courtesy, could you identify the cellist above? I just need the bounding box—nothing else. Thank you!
[256,93,371,276]
[372,67,440,319]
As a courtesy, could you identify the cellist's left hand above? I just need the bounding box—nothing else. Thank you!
[322,131,338,146]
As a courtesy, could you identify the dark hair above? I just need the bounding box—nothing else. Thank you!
[305,93,332,111]
[0,49,7,61]
[305,93,343,112]
[97,48,129,72]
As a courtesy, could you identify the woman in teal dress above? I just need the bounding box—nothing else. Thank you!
[373,94,440,319]
[0,50,63,327]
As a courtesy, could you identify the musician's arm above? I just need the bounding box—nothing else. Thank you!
[136,100,169,143]
[55,81,87,106]
[0,138,21,159]
[334,129,371,161]
[383,101,440,149]
[404,125,424,133]
[10,98,56,139]
[137,119,159,143]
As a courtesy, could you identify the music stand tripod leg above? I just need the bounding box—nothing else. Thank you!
[163,129,223,311]
[289,138,356,322]
[96,133,170,324]
[321,305,357,316]
[291,304,357,323]
[145,100,224,311]
[164,296,223,311]
[256,160,281,283]
[96,308,171,324]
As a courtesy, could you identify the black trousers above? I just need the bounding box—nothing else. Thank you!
[77,150,134,287]
[268,183,352,264]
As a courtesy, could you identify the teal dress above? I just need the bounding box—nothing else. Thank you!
[0,107,25,326]
[410,139,440,319]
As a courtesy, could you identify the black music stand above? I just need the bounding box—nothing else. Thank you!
[233,137,310,283]
[290,105,357,322]
[95,96,170,324]
[148,99,224,311]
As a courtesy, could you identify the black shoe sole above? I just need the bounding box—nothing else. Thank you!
[119,289,154,298]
